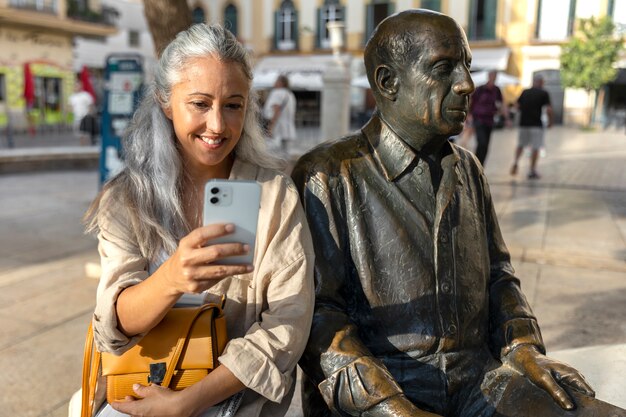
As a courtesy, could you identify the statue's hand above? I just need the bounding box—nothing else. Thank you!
[503,344,595,410]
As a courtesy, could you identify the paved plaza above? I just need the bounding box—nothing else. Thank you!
[0,125,625,416]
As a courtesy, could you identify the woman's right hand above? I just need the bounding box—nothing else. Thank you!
[161,223,253,295]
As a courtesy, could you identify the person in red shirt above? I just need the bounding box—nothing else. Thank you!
[468,70,510,165]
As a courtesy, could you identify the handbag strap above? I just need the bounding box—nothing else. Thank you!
[161,303,218,388]
[81,323,101,417]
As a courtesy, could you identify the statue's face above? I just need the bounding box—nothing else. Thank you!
[393,19,474,142]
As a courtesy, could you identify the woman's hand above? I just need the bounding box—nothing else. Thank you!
[111,384,194,417]
[161,223,253,295]
[111,366,246,417]
[115,223,252,337]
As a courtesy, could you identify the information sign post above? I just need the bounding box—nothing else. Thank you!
[100,54,144,186]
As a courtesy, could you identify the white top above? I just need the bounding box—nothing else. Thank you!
[263,87,296,142]
[69,91,94,121]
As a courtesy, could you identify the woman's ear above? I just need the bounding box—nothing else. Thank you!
[374,64,399,101]
[156,93,172,119]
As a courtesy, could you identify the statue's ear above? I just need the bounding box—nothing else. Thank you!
[374,64,399,101]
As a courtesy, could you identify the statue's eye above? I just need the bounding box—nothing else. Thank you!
[433,61,453,74]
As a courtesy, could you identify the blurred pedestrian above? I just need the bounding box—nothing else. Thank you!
[68,80,94,145]
[511,75,552,179]
[468,69,510,165]
[262,74,296,155]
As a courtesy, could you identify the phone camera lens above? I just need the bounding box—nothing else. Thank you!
[210,187,219,195]
[210,197,219,204]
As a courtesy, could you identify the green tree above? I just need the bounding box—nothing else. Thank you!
[560,16,624,127]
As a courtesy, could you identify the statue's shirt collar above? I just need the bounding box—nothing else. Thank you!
[362,113,460,182]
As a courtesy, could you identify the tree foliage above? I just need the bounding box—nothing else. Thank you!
[560,17,624,93]
[143,0,192,57]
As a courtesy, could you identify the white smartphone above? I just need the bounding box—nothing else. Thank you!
[202,179,261,265]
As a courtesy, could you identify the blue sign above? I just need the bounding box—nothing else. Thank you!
[100,54,144,186]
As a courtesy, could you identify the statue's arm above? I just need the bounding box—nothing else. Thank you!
[479,171,595,409]
[292,162,438,417]
[479,171,546,357]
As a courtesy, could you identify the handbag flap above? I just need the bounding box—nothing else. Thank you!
[101,305,224,376]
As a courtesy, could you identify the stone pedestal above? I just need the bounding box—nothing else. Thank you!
[321,57,351,142]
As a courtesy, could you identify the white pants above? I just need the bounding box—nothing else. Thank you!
[68,388,243,417]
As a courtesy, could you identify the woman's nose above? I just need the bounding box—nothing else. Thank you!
[207,108,225,133]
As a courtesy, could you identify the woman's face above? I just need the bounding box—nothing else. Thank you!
[164,55,249,180]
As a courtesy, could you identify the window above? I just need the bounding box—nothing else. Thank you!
[535,0,577,40]
[224,4,238,38]
[468,0,497,40]
[128,30,140,47]
[610,0,626,36]
[192,6,205,24]
[274,0,298,51]
[10,0,57,13]
[420,0,441,12]
[365,1,393,44]
[32,76,61,112]
[317,0,345,49]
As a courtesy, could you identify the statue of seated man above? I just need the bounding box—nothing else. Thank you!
[292,9,625,417]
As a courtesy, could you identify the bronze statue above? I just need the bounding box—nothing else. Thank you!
[292,9,625,417]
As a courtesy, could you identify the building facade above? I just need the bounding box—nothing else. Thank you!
[0,0,117,131]
[189,0,626,126]
[73,0,157,105]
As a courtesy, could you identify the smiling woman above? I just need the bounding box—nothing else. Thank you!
[74,23,315,417]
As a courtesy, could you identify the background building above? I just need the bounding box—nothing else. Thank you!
[5,0,623,134]
[0,0,117,131]
[73,0,156,105]
[190,0,626,127]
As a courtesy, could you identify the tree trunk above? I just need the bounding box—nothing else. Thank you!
[143,0,192,57]
[585,89,595,128]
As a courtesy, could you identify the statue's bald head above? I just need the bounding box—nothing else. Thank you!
[364,9,462,95]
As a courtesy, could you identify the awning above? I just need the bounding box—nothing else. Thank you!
[253,55,343,90]
[471,70,520,87]
[469,47,511,71]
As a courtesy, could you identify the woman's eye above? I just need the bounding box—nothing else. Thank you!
[191,101,209,109]
[226,103,243,110]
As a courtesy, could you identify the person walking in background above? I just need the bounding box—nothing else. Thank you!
[468,69,510,165]
[511,75,553,179]
[68,80,94,146]
[262,74,296,155]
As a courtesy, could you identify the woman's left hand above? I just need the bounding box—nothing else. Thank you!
[111,383,194,417]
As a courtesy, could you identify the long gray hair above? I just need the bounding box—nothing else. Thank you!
[85,23,281,260]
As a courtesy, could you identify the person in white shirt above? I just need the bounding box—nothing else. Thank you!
[262,75,296,155]
[68,80,95,145]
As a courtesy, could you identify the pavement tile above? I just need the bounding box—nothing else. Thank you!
[532,264,626,351]
[0,311,91,417]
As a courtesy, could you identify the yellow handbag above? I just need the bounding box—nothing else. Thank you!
[80,301,228,417]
